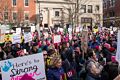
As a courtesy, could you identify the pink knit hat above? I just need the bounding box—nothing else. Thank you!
[104,43,111,49]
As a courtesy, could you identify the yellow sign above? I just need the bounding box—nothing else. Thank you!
[4,34,13,42]
[93,28,98,33]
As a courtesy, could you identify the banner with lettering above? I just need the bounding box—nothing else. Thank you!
[24,32,32,43]
[0,53,46,80]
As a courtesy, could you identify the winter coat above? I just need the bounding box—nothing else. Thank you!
[47,67,66,80]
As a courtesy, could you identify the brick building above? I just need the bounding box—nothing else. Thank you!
[0,0,36,25]
[103,0,120,28]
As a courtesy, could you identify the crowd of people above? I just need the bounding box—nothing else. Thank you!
[0,28,119,80]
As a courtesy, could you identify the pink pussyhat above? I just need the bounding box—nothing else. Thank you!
[104,43,111,49]
[20,74,35,80]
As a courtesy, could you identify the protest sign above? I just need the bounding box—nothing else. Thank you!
[24,32,32,43]
[69,33,72,40]
[30,26,35,32]
[44,32,48,39]
[0,53,46,80]
[16,28,21,34]
[93,28,98,33]
[53,35,61,43]
[116,30,120,62]
[76,27,80,32]
[12,34,21,44]
[0,29,5,43]
[81,30,88,54]
[4,34,13,42]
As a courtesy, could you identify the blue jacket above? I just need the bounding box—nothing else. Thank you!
[47,67,65,80]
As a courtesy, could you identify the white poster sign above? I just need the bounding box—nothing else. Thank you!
[116,30,120,62]
[31,26,36,32]
[16,28,21,34]
[0,53,46,80]
[44,32,48,39]
[24,33,32,43]
[68,28,72,33]
[69,33,72,40]
[76,27,80,32]
[0,26,6,43]
[12,34,21,44]
[54,35,61,43]
[0,29,5,43]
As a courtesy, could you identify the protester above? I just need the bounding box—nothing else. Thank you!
[46,55,66,80]
[0,27,119,80]
[86,50,103,80]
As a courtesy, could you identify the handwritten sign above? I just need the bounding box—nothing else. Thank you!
[16,28,21,34]
[12,34,21,44]
[81,30,88,53]
[0,53,46,80]
[53,35,61,43]
[24,33,32,43]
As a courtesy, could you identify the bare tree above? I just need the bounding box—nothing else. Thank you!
[62,0,91,27]
[17,8,24,26]
[0,0,13,24]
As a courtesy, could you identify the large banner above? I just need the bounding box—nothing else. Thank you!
[24,32,32,43]
[53,35,61,43]
[0,53,46,80]
[116,30,120,62]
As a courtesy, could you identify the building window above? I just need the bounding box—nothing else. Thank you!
[81,17,92,23]
[55,11,60,17]
[81,5,86,13]
[88,5,92,13]
[13,12,17,20]
[103,2,107,9]
[24,0,29,6]
[96,5,100,11]
[4,12,8,20]
[109,11,115,17]
[12,0,17,6]
[24,13,29,20]
[110,0,115,7]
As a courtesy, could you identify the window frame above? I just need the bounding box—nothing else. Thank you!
[55,11,60,17]
[12,11,17,20]
[96,5,100,11]
[81,5,86,13]
[88,5,93,13]
[4,12,8,20]
[24,0,29,7]
[12,0,17,7]
[24,11,29,20]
